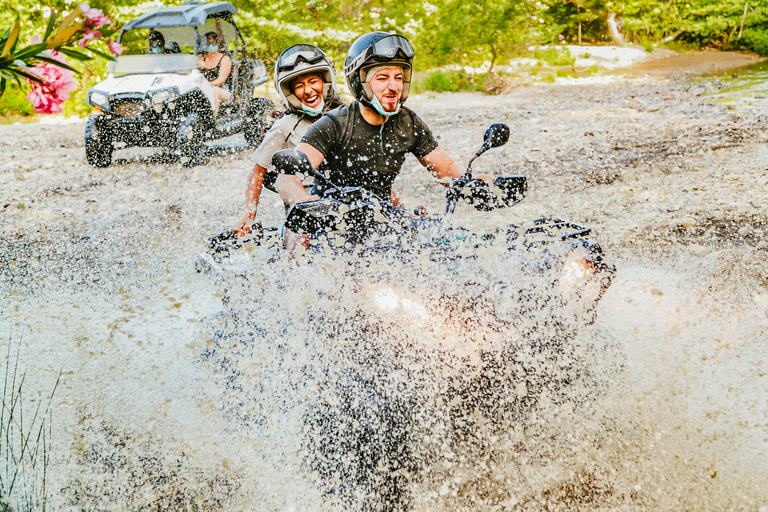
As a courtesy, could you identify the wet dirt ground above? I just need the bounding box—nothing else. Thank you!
[2,51,768,510]
[5,51,767,294]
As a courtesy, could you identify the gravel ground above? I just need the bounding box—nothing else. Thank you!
[3,54,767,294]
[2,50,768,511]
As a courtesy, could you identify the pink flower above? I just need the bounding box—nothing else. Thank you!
[24,51,78,115]
[107,38,123,56]
[78,26,102,49]
[26,87,62,114]
[78,3,111,28]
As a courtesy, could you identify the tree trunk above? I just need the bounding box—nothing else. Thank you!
[655,28,685,46]
[606,11,624,46]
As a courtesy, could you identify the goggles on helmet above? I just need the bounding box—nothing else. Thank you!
[344,35,414,76]
[277,44,327,72]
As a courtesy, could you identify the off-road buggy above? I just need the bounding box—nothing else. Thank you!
[84,1,273,167]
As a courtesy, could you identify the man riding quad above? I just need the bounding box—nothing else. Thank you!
[273,32,471,252]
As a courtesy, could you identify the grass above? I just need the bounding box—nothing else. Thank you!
[413,70,487,94]
[0,335,60,512]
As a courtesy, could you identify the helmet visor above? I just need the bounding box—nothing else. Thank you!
[370,35,414,60]
[277,44,326,72]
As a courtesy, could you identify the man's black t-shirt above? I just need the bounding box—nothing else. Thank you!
[301,101,439,199]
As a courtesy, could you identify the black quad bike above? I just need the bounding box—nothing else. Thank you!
[199,124,616,511]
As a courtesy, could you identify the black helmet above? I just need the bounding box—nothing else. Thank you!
[274,44,338,114]
[344,32,414,105]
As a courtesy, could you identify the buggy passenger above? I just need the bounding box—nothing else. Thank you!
[198,31,232,113]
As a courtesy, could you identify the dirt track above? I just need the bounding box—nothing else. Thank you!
[2,51,768,295]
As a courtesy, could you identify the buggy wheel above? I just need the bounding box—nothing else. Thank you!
[244,97,274,146]
[85,115,113,168]
[176,113,202,166]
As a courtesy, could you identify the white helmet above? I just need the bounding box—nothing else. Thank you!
[274,44,337,114]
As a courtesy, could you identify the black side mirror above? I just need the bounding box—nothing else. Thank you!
[476,123,510,157]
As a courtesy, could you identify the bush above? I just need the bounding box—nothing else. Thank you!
[419,70,460,93]
[533,46,575,66]
[0,87,35,120]
[414,70,488,93]
[740,28,768,56]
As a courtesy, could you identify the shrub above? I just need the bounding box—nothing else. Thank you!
[533,46,575,66]
[740,28,768,56]
[419,70,460,93]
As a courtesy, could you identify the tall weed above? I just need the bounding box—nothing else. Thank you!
[0,337,59,512]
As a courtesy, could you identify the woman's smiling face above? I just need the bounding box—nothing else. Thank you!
[292,73,324,109]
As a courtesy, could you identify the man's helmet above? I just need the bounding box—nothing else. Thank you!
[343,32,414,105]
[274,44,337,114]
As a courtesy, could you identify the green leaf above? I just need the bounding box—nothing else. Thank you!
[1,19,20,58]
[84,45,116,61]
[33,54,80,73]
[43,13,58,41]
[57,47,95,62]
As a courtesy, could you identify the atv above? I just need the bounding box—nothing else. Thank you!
[84,1,274,167]
[198,124,616,511]
[200,123,614,322]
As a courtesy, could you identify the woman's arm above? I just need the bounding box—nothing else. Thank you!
[235,163,267,236]
[211,55,232,87]
[274,142,325,205]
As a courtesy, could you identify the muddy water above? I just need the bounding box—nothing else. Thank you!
[2,73,768,510]
[703,59,768,112]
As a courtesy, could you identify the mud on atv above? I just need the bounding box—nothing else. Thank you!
[84,1,273,167]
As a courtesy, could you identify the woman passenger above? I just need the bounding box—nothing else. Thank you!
[198,31,232,113]
[235,44,343,236]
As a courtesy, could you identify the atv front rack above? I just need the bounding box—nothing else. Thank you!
[524,218,591,242]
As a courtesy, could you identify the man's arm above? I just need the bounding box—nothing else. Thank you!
[417,145,462,181]
[274,142,325,205]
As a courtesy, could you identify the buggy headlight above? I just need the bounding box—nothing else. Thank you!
[151,89,176,105]
[89,91,108,106]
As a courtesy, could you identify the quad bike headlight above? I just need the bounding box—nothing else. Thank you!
[371,287,429,322]
[89,91,108,107]
[558,244,611,317]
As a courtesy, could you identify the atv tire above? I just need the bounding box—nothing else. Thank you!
[176,113,202,166]
[85,115,113,168]
[244,97,274,147]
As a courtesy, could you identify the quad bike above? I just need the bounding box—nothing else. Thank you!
[198,124,616,511]
[84,1,273,167]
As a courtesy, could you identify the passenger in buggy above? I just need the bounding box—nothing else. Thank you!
[198,31,232,113]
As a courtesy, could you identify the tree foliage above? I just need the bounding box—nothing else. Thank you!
[2,0,766,117]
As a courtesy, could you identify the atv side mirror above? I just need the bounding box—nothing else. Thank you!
[476,123,510,157]
[463,123,510,179]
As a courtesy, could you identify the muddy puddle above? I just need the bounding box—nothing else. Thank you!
[2,64,768,510]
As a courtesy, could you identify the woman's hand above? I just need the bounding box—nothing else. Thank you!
[235,210,257,237]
